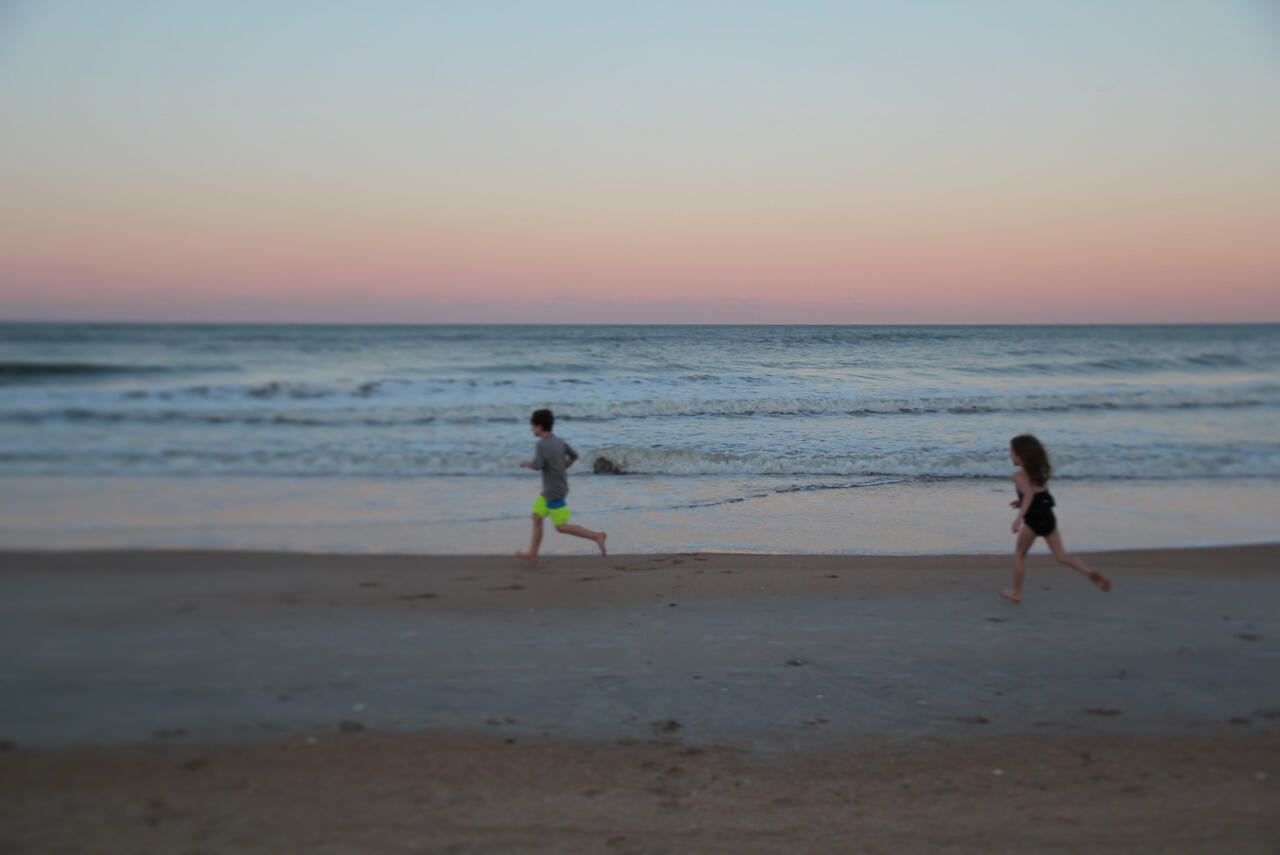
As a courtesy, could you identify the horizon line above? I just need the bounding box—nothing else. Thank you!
[3,317,1278,328]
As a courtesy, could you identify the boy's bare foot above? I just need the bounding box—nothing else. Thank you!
[595,532,607,556]
[514,550,538,564]
[1088,571,1111,592]
[999,589,1021,603]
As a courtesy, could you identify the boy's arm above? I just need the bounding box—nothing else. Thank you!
[525,443,545,471]
[564,442,579,468]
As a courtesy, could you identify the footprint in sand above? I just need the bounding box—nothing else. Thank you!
[486,584,526,591]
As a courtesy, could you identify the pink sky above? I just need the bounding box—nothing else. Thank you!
[5,176,1276,323]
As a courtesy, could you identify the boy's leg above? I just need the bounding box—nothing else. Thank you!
[1000,527,1036,602]
[515,513,544,563]
[1046,531,1110,591]
[554,522,607,556]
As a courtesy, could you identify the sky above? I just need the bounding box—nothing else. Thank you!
[1,0,1278,324]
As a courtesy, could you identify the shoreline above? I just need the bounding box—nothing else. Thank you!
[4,533,1280,556]
[4,540,1277,565]
[5,475,1278,556]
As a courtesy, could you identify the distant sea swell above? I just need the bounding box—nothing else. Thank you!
[1,323,1278,482]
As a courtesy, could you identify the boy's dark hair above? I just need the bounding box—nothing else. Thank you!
[531,408,554,431]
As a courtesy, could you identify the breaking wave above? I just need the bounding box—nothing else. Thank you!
[5,381,1277,428]
[0,361,177,383]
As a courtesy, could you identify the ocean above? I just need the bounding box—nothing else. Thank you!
[2,323,1277,554]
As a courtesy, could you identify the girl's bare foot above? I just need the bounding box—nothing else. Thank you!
[514,549,538,564]
[1088,571,1111,592]
[999,589,1022,603]
[595,532,607,556]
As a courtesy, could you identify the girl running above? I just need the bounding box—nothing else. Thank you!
[1000,434,1110,603]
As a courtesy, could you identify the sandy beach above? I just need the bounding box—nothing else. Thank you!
[2,545,1278,853]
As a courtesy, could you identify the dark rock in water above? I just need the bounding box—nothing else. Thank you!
[338,719,366,733]
[593,456,626,475]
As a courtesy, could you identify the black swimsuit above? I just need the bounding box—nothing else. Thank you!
[1019,489,1057,537]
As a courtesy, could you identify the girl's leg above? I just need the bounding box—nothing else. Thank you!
[1001,526,1037,602]
[515,514,544,563]
[1045,530,1110,592]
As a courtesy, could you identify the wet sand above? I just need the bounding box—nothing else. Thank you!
[2,545,1278,852]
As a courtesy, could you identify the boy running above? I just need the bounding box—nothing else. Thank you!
[515,408,607,562]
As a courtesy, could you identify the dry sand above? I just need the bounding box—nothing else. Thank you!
[2,545,1278,853]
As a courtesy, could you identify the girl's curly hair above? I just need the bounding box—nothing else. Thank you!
[1011,434,1052,486]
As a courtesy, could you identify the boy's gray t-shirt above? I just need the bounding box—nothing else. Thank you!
[531,433,577,502]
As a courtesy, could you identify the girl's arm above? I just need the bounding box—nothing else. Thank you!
[1011,471,1033,533]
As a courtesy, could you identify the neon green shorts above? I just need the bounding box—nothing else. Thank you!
[532,494,572,526]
